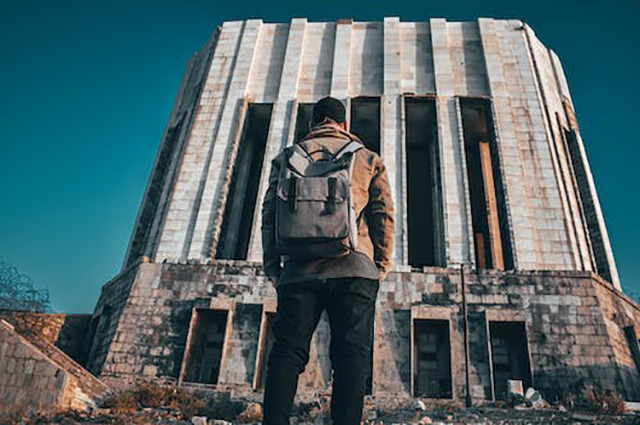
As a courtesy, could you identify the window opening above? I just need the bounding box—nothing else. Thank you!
[216,103,273,259]
[185,309,228,384]
[405,97,441,267]
[350,97,381,153]
[489,321,532,400]
[460,98,512,270]
[413,319,452,398]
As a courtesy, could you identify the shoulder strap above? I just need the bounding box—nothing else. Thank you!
[287,144,313,175]
[334,140,363,161]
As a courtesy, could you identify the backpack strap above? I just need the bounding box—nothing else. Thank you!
[287,144,313,175]
[334,140,363,161]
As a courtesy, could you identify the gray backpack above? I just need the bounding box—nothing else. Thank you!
[275,139,363,260]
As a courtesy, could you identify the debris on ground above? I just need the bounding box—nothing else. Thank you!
[1,381,638,424]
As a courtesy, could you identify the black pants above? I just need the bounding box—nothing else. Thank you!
[263,277,379,425]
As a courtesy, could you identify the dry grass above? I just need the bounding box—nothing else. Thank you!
[101,380,206,418]
[582,385,627,414]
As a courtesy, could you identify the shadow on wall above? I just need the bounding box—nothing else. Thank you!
[0,310,92,366]
[534,364,640,403]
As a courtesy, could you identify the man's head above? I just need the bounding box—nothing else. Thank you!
[312,97,347,130]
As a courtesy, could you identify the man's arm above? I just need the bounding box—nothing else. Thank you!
[365,155,395,280]
[261,156,282,279]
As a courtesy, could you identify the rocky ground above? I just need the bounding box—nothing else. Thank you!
[3,402,638,425]
[2,382,638,425]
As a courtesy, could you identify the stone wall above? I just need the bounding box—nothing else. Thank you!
[0,320,110,416]
[92,261,640,401]
[0,311,91,365]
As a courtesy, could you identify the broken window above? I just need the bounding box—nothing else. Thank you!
[405,97,443,267]
[489,321,532,400]
[460,98,513,270]
[350,97,380,153]
[255,312,276,389]
[413,319,452,398]
[294,103,315,142]
[216,103,273,260]
[185,309,228,384]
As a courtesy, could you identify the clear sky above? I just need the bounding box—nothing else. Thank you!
[1,0,639,313]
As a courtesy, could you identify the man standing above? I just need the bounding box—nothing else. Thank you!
[261,97,395,425]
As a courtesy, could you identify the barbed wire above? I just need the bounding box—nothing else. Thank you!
[0,261,51,313]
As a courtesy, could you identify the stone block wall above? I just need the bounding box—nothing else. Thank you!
[0,311,91,365]
[90,261,639,401]
[0,320,110,415]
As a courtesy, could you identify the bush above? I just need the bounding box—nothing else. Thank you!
[582,385,627,414]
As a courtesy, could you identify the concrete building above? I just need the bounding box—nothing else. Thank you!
[78,17,639,402]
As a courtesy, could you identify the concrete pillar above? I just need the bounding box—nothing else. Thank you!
[185,20,262,259]
[431,18,473,266]
[248,19,307,262]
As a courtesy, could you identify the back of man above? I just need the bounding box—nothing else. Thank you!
[261,97,394,425]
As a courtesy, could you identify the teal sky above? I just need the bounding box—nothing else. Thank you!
[1,0,638,313]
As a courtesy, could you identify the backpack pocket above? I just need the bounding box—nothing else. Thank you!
[276,175,352,258]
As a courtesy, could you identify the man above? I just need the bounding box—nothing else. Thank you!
[261,97,395,425]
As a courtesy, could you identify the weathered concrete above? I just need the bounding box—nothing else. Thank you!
[88,262,639,401]
[120,18,620,290]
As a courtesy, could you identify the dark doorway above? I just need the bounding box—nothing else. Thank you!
[295,103,315,143]
[405,97,442,267]
[413,319,452,398]
[216,103,273,260]
[350,97,380,153]
[185,309,228,384]
[460,98,512,270]
[489,321,532,400]
[256,312,276,390]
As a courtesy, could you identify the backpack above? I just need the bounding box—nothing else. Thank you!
[275,139,363,260]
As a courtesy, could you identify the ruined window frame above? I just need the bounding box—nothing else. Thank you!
[484,310,534,401]
[410,306,455,400]
[179,303,234,386]
[456,96,515,271]
[403,94,446,269]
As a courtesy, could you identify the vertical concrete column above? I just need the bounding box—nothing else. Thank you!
[522,25,584,271]
[477,18,529,270]
[570,131,621,289]
[430,18,472,266]
[155,22,245,261]
[478,19,539,269]
[381,17,405,267]
[248,18,307,262]
[549,52,621,289]
[186,19,263,259]
[330,20,352,100]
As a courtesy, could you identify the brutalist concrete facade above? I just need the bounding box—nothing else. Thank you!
[85,18,640,402]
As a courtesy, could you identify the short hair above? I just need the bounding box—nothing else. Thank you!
[312,97,346,124]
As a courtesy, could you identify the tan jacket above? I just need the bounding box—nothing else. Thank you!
[261,123,395,280]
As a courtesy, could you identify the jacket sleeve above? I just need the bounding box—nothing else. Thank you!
[365,155,395,280]
[261,155,282,278]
